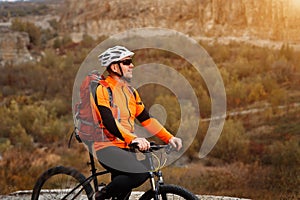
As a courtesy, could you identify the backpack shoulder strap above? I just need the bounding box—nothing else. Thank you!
[91,79,114,107]
[128,85,143,105]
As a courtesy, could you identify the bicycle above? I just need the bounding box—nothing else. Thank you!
[31,141,199,200]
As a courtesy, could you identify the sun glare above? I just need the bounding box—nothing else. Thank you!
[291,0,300,7]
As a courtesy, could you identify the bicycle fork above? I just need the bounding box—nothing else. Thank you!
[149,170,165,200]
[145,151,165,200]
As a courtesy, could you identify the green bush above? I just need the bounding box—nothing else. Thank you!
[269,88,288,106]
[10,123,33,150]
[11,18,41,47]
[0,102,17,138]
[40,118,69,143]
[40,49,60,68]
[247,82,267,103]
[45,98,71,118]
[210,119,249,163]
[0,99,69,145]
[19,104,48,135]
[271,59,295,84]
[0,138,11,153]
[267,140,300,194]
[226,80,247,107]
[154,94,180,133]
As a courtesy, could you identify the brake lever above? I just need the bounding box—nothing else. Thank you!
[165,144,174,154]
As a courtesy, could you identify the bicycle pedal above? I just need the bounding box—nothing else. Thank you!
[98,182,106,189]
[95,186,108,200]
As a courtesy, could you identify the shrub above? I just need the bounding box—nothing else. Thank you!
[226,80,247,107]
[0,147,46,194]
[18,104,48,136]
[45,98,71,118]
[10,123,33,150]
[0,138,11,153]
[247,82,267,103]
[269,88,288,106]
[266,140,300,194]
[154,94,180,133]
[40,49,60,68]
[261,74,280,94]
[11,18,41,47]
[271,59,295,84]
[81,34,96,48]
[0,99,69,144]
[210,119,249,163]
[0,102,17,138]
[39,118,69,143]
[162,164,244,195]
[279,43,294,61]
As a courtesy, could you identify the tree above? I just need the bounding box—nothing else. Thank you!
[11,18,41,47]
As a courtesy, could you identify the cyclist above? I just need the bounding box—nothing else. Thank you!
[94,45,182,200]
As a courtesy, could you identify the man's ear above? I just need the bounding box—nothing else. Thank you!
[110,63,118,73]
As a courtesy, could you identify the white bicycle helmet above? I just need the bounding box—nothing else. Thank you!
[98,46,134,67]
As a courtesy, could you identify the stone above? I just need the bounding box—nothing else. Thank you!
[59,0,300,42]
[0,27,33,67]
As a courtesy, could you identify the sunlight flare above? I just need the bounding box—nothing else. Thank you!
[291,0,300,7]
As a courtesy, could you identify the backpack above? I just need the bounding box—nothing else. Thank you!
[73,70,113,142]
[72,70,138,144]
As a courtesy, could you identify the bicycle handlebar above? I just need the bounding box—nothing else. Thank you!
[129,141,174,154]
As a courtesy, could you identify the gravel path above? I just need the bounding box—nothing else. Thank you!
[0,190,251,200]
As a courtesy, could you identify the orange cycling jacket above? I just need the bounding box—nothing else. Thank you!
[94,76,173,151]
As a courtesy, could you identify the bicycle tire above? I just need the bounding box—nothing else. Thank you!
[31,166,94,200]
[139,184,199,200]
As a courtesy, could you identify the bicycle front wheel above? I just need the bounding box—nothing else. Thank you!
[140,184,199,200]
[31,166,94,200]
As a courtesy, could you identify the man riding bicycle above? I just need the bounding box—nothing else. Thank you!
[94,45,182,200]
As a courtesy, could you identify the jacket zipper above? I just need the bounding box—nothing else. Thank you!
[121,86,134,132]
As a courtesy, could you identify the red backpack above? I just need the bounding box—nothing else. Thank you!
[74,70,113,142]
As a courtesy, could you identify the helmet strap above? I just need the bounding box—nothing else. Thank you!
[117,63,124,77]
[117,63,131,83]
[108,63,123,77]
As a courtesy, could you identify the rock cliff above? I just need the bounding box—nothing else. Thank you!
[60,0,300,42]
[0,27,32,66]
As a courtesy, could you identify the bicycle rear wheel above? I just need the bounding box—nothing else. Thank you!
[31,166,94,200]
[139,184,199,200]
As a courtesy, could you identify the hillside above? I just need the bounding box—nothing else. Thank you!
[0,1,299,199]
[60,0,300,42]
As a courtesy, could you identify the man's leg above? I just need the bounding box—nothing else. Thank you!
[96,146,149,199]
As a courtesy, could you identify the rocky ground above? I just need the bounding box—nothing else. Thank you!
[0,190,251,200]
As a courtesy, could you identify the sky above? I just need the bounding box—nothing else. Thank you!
[0,0,28,1]
[0,0,35,2]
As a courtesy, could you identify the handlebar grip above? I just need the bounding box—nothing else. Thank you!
[129,142,139,151]
[129,141,173,153]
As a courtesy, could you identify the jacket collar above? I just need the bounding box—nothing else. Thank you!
[106,75,128,88]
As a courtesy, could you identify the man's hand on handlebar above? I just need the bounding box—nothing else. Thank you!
[131,137,150,151]
[130,136,182,152]
[168,137,182,151]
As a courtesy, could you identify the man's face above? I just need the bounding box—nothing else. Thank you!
[119,56,134,80]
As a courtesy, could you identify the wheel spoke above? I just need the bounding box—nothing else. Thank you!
[31,166,93,200]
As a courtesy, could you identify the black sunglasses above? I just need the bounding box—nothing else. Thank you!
[119,59,133,65]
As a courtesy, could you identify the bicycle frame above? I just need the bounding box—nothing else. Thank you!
[58,142,110,200]
[66,142,170,200]
[33,141,198,200]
